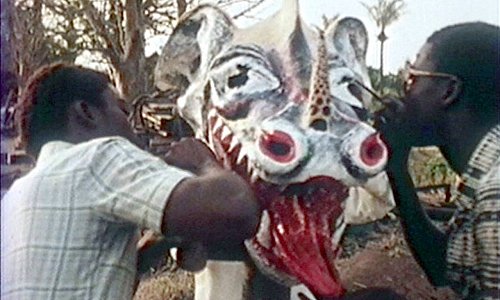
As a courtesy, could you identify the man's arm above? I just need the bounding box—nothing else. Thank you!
[386,150,449,286]
[376,100,449,286]
[161,138,260,248]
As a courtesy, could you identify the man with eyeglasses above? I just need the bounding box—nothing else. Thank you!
[378,22,499,299]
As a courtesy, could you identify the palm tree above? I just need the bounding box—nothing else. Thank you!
[361,0,405,80]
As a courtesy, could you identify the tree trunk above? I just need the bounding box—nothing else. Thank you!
[1,0,15,83]
[114,0,147,101]
[377,28,387,87]
[379,39,384,82]
[176,0,187,18]
[1,0,18,139]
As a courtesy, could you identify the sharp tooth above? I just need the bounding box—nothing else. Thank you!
[255,210,271,249]
[335,213,344,228]
[228,137,239,152]
[221,126,231,140]
[212,117,224,132]
[332,221,347,246]
[207,131,216,151]
[236,148,247,164]
[169,247,178,261]
[292,195,305,225]
[247,160,253,174]
[208,109,217,119]
[250,169,259,183]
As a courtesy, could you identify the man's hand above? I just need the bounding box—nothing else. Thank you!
[374,97,413,170]
[163,137,220,175]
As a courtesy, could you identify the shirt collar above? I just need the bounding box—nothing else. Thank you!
[37,140,75,166]
[454,124,500,209]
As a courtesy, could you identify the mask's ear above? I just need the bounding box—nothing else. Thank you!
[325,17,368,65]
[154,5,235,133]
[324,17,372,108]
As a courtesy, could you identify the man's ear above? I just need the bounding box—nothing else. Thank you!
[68,100,100,129]
[441,79,462,107]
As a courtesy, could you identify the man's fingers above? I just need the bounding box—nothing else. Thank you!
[137,229,163,250]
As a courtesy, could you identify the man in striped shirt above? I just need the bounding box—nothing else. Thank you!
[379,22,499,299]
[1,63,260,299]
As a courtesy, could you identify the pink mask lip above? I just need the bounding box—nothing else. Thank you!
[360,133,387,167]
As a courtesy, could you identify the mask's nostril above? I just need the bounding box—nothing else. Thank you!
[360,133,386,166]
[259,130,296,163]
[310,119,327,131]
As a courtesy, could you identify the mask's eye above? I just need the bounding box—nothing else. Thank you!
[210,59,280,99]
[228,65,249,88]
[347,83,363,102]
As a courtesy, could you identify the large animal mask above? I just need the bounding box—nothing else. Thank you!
[155,1,395,297]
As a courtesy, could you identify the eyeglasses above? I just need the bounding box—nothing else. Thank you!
[402,61,462,94]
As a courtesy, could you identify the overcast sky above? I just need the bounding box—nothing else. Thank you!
[226,0,500,73]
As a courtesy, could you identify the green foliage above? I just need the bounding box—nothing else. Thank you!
[408,147,457,188]
[361,0,405,30]
[367,66,404,98]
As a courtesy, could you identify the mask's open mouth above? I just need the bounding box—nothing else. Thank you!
[207,113,349,298]
[248,176,348,298]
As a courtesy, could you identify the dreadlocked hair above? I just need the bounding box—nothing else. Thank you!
[19,63,110,155]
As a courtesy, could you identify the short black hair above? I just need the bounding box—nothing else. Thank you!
[19,63,111,155]
[426,22,499,121]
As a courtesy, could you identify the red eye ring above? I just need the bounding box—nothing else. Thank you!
[259,130,296,163]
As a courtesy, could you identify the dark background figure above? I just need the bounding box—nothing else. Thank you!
[378,22,499,299]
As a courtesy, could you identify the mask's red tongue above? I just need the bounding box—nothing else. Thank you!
[247,178,349,298]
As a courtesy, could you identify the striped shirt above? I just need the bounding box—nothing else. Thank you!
[1,137,192,300]
[447,124,500,299]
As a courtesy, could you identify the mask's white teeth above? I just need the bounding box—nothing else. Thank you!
[207,128,216,152]
[169,247,178,261]
[212,116,224,133]
[250,168,260,183]
[221,125,231,140]
[335,213,344,228]
[255,210,271,249]
[332,221,347,246]
[292,195,305,225]
[247,159,253,174]
[228,136,239,152]
[208,109,217,119]
[236,148,247,164]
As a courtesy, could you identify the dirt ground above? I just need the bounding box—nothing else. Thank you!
[337,221,457,300]
[134,219,458,300]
